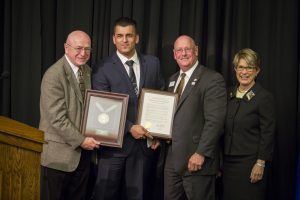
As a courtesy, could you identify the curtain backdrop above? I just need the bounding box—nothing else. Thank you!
[1,0,299,199]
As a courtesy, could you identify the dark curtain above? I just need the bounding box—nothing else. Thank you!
[1,0,299,199]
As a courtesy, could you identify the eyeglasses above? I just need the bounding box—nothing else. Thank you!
[174,47,194,54]
[235,65,257,72]
[66,43,92,54]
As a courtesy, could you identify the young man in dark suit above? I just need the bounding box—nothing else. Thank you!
[164,35,227,200]
[92,17,164,200]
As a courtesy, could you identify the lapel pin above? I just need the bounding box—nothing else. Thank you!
[169,81,175,87]
[191,79,198,86]
[246,90,255,101]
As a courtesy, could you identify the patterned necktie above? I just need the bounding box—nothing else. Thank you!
[78,66,85,98]
[175,73,186,98]
[126,60,138,96]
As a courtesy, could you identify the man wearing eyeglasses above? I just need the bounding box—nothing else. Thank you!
[39,30,100,200]
[164,35,227,200]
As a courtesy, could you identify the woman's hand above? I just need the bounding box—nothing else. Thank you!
[250,160,265,183]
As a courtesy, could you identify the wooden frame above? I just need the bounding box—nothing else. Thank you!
[81,89,129,148]
[136,88,178,139]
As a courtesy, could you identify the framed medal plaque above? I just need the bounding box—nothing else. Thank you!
[80,89,129,148]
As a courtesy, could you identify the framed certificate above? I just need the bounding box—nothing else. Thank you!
[80,89,129,148]
[136,88,178,139]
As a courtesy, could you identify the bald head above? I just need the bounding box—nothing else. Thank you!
[174,35,196,47]
[66,30,91,45]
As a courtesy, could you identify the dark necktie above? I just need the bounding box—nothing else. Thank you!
[78,66,85,98]
[175,73,186,98]
[126,60,138,96]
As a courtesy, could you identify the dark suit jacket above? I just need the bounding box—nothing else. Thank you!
[224,82,275,161]
[92,52,164,156]
[40,56,91,172]
[167,64,227,175]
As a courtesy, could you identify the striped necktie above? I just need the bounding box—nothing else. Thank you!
[126,60,138,96]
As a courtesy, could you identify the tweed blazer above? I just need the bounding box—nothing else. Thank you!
[39,56,91,172]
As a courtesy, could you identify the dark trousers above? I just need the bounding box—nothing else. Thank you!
[164,146,215,200]
[40,150,91,200]
[92,145,152,200]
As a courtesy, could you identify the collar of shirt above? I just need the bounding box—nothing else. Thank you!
[116,50,140,88]
[116,50,139,66]
[65,54,80,81]
[174,60,199,92]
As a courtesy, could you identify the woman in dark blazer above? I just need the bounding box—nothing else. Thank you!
[222,48,276,200]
